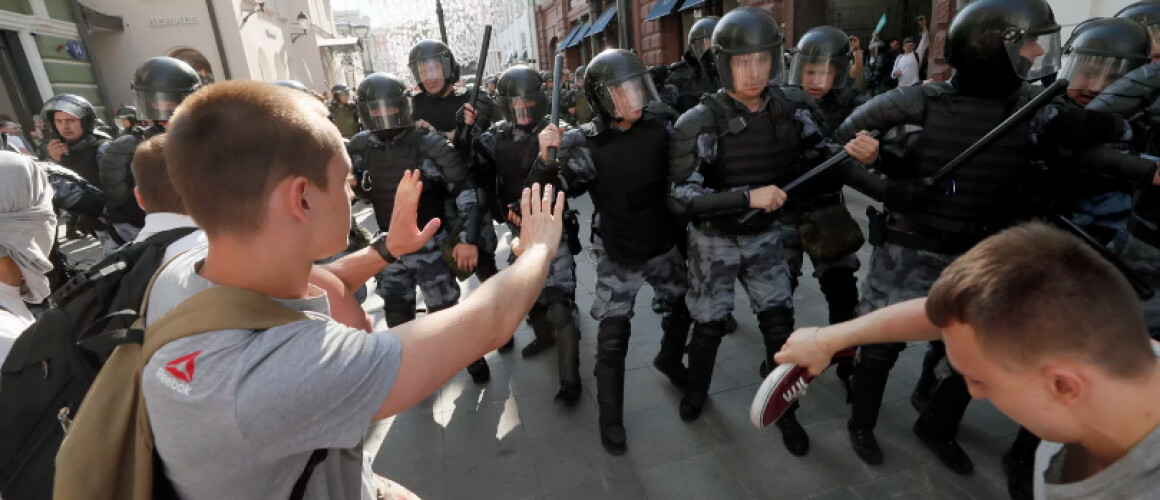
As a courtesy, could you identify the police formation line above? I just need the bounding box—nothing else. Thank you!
[5,0,1160,499]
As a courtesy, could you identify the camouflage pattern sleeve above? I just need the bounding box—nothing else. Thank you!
[667,104,749,216]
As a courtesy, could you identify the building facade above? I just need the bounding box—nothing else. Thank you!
[84,0,352,109]
[492,0,540,72]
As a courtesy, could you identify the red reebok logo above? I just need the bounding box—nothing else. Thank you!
[164,351,202,383]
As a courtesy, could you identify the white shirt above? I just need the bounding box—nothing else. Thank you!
[133,212,207,263]
[892,32,930,87]
[0,281,34,365]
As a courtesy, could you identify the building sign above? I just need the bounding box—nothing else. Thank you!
[64,40,85,60]
[148,16,199,27]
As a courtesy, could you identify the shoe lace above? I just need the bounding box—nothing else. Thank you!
[781,375,809,403]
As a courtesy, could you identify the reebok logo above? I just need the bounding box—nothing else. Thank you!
[155,351,201,396]
[165,351,201,383]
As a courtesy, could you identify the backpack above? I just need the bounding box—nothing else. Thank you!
[52,280,324,500]
[0,227,196,499]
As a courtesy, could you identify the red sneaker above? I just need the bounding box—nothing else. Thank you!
[749,348,856,429]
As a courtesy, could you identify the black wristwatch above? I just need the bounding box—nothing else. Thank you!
[371,234,397,264]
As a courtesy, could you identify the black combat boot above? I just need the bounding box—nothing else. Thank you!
[723,313,738,334]
[818,267,858,402]
[913,372,974,475]
[594,317,631,454]
[680,320,727,421]
[466,359,490,384]
[758,306,808,455]
[548,302,582,405]
[522,303,556,358]
[776,407,809,457]
[847,342,905,465]
[654,301,691,389]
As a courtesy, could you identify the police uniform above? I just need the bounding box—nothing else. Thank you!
[330,101,361,138]
[98,126,158,246]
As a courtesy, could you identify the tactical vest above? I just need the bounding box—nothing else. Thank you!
[413,90,468,133]
[361,130,446,232]
[908,92,1035,235]
[493,122,544,207]
[589,118,679,263]
[59,135,105,185]
[704,98,801,191]
[818,88,858,134]
[98,131,149,228]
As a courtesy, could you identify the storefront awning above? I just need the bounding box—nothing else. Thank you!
[585,6,618,37]
[565,22,590,48]
[556,23,585,51]
[644,0,681,21]
[678,0,707,12]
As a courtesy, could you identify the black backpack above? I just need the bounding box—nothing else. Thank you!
[0,227,197,499]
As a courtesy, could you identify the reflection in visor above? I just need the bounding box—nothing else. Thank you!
[507,97,538,125]
[788,56,849,91]
[1148,25,1160,61]
[1060,54,1141,92]
[417,59,447,82]
[1006,31,1062,81]
[359,100,411,131]
[598,77,659,120]
[729,51,776,91]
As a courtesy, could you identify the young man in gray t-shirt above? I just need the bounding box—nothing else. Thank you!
[768,222,1160,500]
[143,81,568,499]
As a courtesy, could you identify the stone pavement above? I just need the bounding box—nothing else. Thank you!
[360,190,1017,500]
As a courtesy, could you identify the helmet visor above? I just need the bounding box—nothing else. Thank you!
[358,99,412,132]
[1059,53,1143,92]
[1146,24,1160,61]
[788,55,850,92]
[498,96,541,125]
[134,90,192,121]
[726,50,783,92]
[596,75,660,121]
[42,98,90,121]
[411,56,452,91]
[1005,31,1062,81]
[691,36,712,61]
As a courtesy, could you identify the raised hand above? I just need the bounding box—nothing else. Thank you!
[385,170,441,257]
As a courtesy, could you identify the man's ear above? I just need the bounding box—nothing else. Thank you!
[276,176,312,223]
[1041,364,1087,407]
[134,186,146,212]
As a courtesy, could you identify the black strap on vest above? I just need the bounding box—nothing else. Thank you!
[289,449,329,500]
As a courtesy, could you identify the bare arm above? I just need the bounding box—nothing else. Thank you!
[774,298,941,375]
[319,246,388,295]
[373,184,565,420]
[309,265,373,331]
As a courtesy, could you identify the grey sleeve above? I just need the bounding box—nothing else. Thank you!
[667,105,749,216]
[235,322,402,457]
[529,128,595,193]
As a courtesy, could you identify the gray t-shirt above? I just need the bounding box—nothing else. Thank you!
[141,245,402,500]
[1033,345,1160,500]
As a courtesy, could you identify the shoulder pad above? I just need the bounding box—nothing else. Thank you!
[918,81,955,98]
[1089,62,1160,114]
[835,85,928,143]
[560,127,586,150]
[414,127,455,153]
[673,102,717,140]
[104,134,140,155]
[578,120,603,137]
[91,130,113,141]
[348,130,372,152]
[668,61,687,71]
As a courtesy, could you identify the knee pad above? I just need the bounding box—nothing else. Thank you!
[596,317,631,359]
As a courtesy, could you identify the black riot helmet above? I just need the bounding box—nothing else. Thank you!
[688,16,720,61]
[408,39,460,95]
[497,65,547,126]
[945,0,1062,88]
[575,65,586,83]
[131,56,202,122]
[1116,1,1160,60]
[274,79,311,93]
[584,49,662,123]
[42,94,96,139]
[1059,17,1152,94]
[788,26,852,95]
[711,7,785,93]
[114,105,137,119]
[356,73,413,132]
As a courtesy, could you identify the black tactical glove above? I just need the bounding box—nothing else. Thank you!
[1045,108,1128,150]
[885,179,935,211]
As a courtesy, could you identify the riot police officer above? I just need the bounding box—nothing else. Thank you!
[1117,1,1160,62]
[663,16,720,114]
[668,7,879,456]
[469,65,586,405]
[537,49,690,454]
[409,39,497,138]
[39,94,110,185]
[568,65,594,124]
[329,83,361,138]
[99,57,201,248]
[783,26,868,399]
[113,105,139,137]
[830,0,1160,475]
[347,72,488,382]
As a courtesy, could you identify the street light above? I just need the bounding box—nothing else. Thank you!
[291,11,309,43]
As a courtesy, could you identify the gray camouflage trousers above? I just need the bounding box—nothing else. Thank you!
[1115,233,1160,338]
[685,223,794,324]
[589,235,688,321]
[376,230,460,314]
[508,222,576,306]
